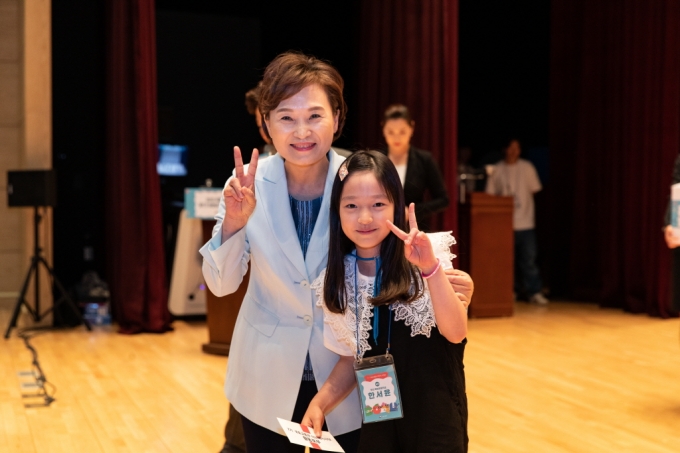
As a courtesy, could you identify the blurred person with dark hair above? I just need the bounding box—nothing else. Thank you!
[457,146,481,196]
[486,138,548,305]
[380,104,449,232]
[663,154,680,312]
[245,82,276,158]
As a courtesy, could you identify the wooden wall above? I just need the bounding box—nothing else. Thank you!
[0,0,52,319]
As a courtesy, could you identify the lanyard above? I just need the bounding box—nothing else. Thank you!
[352,254,393,357]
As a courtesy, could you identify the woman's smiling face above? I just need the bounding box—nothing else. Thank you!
[264,84,338,169]
[339,170,395,258]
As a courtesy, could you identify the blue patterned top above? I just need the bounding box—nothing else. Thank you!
[290,195,323,381]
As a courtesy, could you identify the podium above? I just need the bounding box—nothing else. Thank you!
[183,186,246,356]
[458,192,514,317]
[200,220,248,356]
[168,210,207,316]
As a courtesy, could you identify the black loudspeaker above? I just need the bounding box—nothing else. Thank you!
[7,170,57,207]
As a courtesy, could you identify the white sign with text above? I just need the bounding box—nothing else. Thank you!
[277,418,344,452]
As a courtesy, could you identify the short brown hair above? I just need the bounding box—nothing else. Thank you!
[259,52,347,141]
[244,82,263,115]
[383,104,413,125]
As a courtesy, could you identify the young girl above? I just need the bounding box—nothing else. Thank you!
[302,151,469,452]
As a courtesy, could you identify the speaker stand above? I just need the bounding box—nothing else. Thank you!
[4,207,92,339]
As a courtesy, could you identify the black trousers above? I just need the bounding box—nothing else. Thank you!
[221,403,246,453]
[240,380,360,453]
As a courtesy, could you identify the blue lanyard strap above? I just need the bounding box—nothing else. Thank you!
[352,253,392,357]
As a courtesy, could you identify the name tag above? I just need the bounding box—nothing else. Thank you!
[353,354,404,423]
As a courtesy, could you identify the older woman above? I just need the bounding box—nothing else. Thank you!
[201,53,473,453]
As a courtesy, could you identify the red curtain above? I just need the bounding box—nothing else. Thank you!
[105,0,172,333]
[549,0,680,316]
[357,0,459,234]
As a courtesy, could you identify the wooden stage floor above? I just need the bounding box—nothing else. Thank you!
[1,301,679,452]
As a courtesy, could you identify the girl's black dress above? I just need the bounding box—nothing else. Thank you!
[314,232,467,452]
[357,304,468,453]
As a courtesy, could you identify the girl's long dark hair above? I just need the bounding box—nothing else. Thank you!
[323,150,423,314]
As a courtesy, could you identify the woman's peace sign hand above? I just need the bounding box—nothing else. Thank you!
[386,203,439,275]
[222,147,258,239]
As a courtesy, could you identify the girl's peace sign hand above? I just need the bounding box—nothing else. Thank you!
[386,203,439,275]
[222,146,259,239]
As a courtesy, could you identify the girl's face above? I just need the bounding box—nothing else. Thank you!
[382,118,414,155]
[339,170,395,258]
[264,84,338,169]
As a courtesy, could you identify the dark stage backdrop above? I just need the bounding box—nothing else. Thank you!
[357,0,459,234]
[458,1,550,158]
[155,11,262,280]
[52,1,107,299]
[155,0,363,167]
[105,0,172,333]
[549,0,680,316]
[155,10,262,191]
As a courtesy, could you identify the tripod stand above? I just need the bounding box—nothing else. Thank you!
[4,207,91,339]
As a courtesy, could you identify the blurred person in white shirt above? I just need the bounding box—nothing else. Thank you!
[486,138,548,305]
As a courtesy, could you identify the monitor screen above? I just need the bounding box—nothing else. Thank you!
[157,144,188,176]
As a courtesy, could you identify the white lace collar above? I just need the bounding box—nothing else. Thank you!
[312,232,456,359]
[314,255,436,359]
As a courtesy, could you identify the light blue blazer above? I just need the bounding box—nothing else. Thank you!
[200,149,361,436]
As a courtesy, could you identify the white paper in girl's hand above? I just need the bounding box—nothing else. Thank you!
[277,418,345,452]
